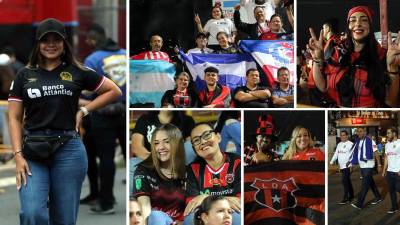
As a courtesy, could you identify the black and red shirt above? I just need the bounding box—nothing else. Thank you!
[259,31,293,41]
[8,64,104,130]
[198,84,231,108]
[133,163,186,221]
[185,152,241,204]
[323,43,386,107]
[161,88,198,108]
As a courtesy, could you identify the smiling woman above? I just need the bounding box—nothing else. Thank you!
[184,123,241,225]
[7,18,121,225]
[161,72,199,108]
[282,126,325,160]
[307,5,400,107]
[132,123,186,224]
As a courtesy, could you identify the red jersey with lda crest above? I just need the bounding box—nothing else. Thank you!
[292,148,325,161]
[185,152,241,204]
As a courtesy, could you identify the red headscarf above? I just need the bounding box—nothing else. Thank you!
[347,6,374,22]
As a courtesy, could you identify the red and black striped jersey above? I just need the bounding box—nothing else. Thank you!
[186,152,241,204]
[244,160,325,225]
[133,164,186,221]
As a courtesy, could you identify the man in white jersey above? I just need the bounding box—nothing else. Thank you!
[350,127,382,209]
[382,127,400,214]
[330,130,354,204]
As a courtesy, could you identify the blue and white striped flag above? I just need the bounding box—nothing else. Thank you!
[179,51,257,91]
[129,60,175,107]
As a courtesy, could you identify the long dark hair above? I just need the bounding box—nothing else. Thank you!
[336,20,388,106]
[27,37,87,70]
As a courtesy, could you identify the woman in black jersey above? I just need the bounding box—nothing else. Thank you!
[8,18,121,225]
[133,124,186,225]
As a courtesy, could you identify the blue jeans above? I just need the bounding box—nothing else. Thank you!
[19,133,87,225]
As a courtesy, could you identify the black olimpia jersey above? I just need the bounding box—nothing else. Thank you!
[8,64,104,130]
[186,152,241,204]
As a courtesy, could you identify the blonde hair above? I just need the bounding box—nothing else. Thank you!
[282,126,314,160]
[149,124,186,180]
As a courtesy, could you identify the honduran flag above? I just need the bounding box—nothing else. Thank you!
[129,60,175,107]
[239,40,295,87]
[179,51,257,91]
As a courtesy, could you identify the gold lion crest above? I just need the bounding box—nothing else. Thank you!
[60,72,73,81]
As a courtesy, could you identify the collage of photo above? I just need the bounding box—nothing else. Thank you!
[0,0,400,225]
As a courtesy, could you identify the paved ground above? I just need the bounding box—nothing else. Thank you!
[0,162,127,225]
[328,166,400,225]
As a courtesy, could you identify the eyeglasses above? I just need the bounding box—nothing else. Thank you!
[192,130,214,146]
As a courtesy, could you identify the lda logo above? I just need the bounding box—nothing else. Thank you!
[251,177,299,212]
[27,88,41,99]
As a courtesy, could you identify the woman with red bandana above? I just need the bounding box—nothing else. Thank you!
[307,6,400,107]
[282,126,324,161]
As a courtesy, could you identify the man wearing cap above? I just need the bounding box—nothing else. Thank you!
[79,23,127,214]
[233,68,272,108]
[198,66,231,108]
[272,66,294,107]
[131,34,172,63]
[187,33,214,54]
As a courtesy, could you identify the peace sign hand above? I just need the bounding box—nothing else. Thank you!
[387,31,400,69]
[194,13,201,25]
[307,28,324,60]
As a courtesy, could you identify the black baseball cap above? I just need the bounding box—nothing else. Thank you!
[36,18,67,40]
[196,32,207,39]
[255,0,266,5]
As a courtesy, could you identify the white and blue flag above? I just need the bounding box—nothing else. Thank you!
[129,60,175,107]
[179,51,257,91]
